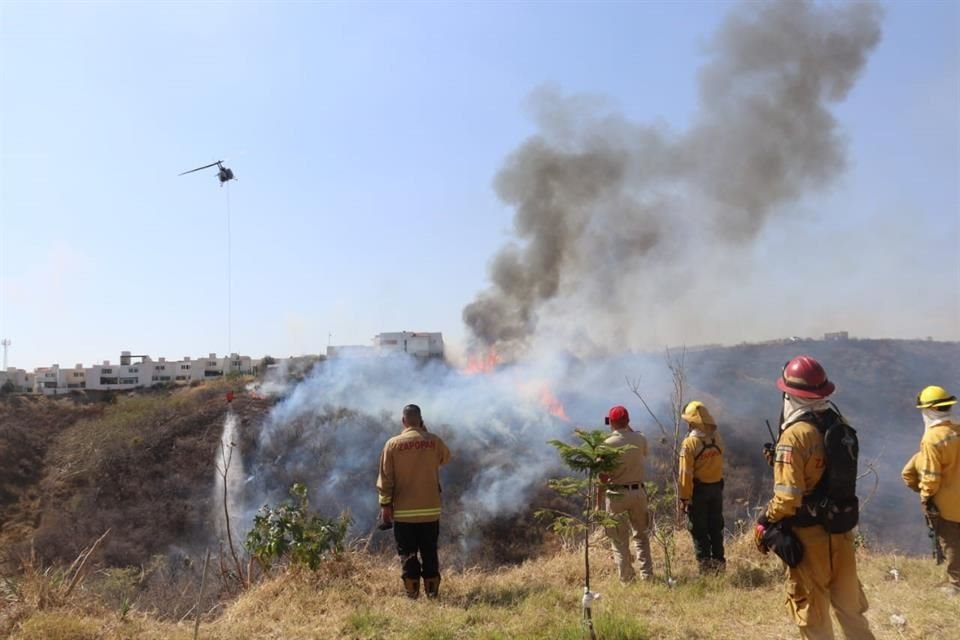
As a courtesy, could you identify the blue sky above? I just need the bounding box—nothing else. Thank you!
[1,0,957,370]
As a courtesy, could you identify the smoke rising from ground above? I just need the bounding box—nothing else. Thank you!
[228,338,958,561]
[239,354,634,562]
[463,0,883,356]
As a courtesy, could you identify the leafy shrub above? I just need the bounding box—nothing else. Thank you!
[244,483,350,571]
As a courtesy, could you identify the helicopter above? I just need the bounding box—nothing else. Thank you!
[179,160,235,185]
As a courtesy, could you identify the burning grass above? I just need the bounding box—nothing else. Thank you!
[3,531,954,639]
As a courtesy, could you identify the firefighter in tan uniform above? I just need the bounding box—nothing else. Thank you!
[377,404,451,599]
[599,405,653,582]
[679,400,725,574]
[755,356,875,640]
[912,385,960,593]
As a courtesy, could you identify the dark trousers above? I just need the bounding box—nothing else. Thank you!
[687,480,725,563]
[394,520,440,579]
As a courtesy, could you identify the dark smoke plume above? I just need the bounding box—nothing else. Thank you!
[463,0,883,356]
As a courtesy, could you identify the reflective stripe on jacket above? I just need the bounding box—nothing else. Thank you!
[765,419,825,524]
[918,421,960,521]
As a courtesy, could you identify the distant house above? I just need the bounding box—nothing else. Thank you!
[0,367,34,392]
[824,331,849,341]
[374,332,444,358]
[327,332,445,359]
[14,350,258,394]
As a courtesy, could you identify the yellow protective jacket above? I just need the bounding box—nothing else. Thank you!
[376,425,451,523]
[765,419,826,524]
[901,452,921,493]
[917,420,960,522]
[678,428,724,501]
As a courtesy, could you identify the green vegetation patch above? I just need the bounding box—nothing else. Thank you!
[344,607,392,638]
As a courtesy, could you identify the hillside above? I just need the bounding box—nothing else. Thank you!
[0,382,274,569]
[4,533,955,639]
[1,338,958,637]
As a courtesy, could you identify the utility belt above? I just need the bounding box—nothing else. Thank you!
[693,479,724,488]
[787,494,859,533]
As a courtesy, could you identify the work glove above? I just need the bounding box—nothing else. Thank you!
[755,515,770,554]
[762,443,775,467]
[378,505,394,530]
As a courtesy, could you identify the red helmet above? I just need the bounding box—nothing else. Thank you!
[776,355,835,399]
[607,405,629,423]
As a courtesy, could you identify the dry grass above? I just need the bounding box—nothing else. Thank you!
[4,530,955,640]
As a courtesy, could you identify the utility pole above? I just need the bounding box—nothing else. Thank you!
[1,339,9,370]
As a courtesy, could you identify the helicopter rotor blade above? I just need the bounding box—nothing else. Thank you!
[178,161,223,176]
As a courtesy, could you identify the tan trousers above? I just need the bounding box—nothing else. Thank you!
[785,526,875,640]
[603,487,653,581]
[933,517,960,588]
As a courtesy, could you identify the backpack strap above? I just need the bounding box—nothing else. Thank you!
[693,437,722,461]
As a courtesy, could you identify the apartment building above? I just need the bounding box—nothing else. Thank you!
[1,351,257,395]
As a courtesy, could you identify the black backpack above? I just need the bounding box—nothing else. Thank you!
[787,405,860,534]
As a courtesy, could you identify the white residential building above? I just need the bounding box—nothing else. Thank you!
[0,367,34,391]
[34,366,64,394]
[87,359,145,391]
[327,332,445,359]
[4,350,259,394]
[64,364,87,389]
[375,332,444,358]
[150,357,175,384]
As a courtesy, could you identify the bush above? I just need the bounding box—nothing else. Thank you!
[244,483,350,571]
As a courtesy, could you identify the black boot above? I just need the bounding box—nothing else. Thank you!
[423,576,441,599]
[403,577,420,599]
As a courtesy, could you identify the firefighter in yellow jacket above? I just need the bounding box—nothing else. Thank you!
[755,356,875,640]
[599,405,654,582]
[902,450,948,568]
[679,400,725,574]
[377,404,451,599]
[913,385,960,593]
[902,452,922,493]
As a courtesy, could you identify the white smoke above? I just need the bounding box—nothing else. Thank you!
[235,352,666,556]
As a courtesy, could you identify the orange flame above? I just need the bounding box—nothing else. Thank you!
[538,385,570,422]
[521,382,570,422]
[462,349,499,375]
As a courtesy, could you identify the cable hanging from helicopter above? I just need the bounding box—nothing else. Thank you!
[178,158,237,354]
[178,160,235,185]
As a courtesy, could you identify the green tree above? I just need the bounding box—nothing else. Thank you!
[244,483,351,572]
[537,429,634,640]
